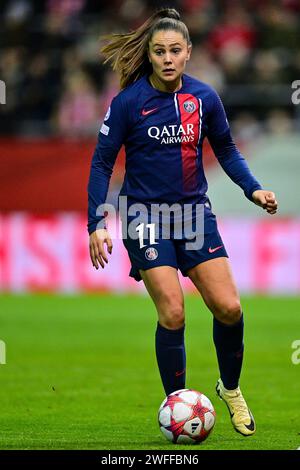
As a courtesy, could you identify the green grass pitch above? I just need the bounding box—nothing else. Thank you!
[0,293,299,450]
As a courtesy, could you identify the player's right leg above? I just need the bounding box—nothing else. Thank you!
[139,266,186,396]
[139,266,185,330]
[121,213,186,396]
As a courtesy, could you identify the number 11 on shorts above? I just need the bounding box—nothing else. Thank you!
[136,223,158,248]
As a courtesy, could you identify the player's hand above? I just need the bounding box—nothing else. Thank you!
[89,229,113,269]
[252,190,278,215]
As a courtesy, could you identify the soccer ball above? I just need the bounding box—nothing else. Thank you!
[158,389,216,444]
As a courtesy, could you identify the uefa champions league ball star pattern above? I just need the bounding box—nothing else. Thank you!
[158,389,216,444]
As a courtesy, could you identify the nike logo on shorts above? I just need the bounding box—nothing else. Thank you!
[208,245,223,253]
[142,107,158,116]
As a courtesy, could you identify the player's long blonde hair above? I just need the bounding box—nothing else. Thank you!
[100,8,191,89]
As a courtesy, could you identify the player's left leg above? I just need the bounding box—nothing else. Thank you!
[186,257,255,436]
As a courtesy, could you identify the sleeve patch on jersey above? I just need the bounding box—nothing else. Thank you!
[104,106,111,121]
[100,123,110,135]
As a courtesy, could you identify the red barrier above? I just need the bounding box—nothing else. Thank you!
[0,138,125,211]
[0,138,218,211]
[1,213,300,294]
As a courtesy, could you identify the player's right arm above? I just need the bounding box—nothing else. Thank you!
[87,93,129,269]
[89,228,113,270]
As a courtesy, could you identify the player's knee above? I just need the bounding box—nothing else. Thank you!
[158,294,185,329]
[217,299,242,325]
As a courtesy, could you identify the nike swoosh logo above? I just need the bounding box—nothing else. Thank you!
[142,107,158,116]
[175,369,186,377]
[244,419,255,431]
[208,245,223,253]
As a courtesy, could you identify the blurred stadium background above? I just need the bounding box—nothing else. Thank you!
[0,0,300,451]
[1,0,300,294]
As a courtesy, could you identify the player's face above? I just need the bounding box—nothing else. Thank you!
[148,30,191,89]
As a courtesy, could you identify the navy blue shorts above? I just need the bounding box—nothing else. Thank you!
[121,201,228,282]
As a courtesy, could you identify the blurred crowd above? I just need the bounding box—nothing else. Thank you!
[0,0,300,139]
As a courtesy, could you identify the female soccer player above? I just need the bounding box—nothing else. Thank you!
[87,8,278,436]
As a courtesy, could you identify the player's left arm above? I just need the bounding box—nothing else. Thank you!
[251,190,278,215]
[206,88,278,215]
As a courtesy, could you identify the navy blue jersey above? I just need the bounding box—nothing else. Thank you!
[88,74,262,234]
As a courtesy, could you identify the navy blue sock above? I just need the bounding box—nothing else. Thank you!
[155,322,186,396]
[213,314,244,390]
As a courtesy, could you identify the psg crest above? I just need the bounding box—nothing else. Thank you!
[183,100,196,113]
[145,247,158,260]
